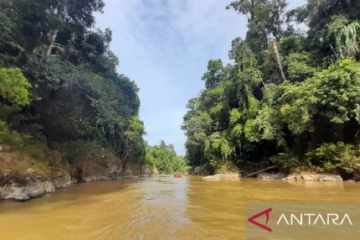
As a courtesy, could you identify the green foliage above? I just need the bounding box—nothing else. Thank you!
[307,142,360,173]
[0,0,148,176]
[56,140,117,165]
[145,141,189,173]
[332,21,360,61]
[0,123,30,147]
[270,152,303,172]
[0,68,31,106]
[182,0,360,175]
[284,52,316,82]
[230,109,241,126]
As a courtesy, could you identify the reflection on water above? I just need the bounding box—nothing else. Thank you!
[0,177,359,239]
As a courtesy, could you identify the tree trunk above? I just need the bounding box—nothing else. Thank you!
[244,166,279,178]
[46,31,58,57]
[220,80,231,114]
[273,42,286,83]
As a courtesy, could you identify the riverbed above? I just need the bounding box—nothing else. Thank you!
[0,176,359,239]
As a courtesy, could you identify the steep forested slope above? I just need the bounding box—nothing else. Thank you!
[0,0,146,180]
[182,0,360,176]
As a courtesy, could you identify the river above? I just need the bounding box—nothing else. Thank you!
[0,176,359,240]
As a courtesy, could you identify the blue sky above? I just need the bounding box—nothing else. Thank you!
[95,0,305,156]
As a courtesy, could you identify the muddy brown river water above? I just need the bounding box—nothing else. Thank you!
[0,176,360,240]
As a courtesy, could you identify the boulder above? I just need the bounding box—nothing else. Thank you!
[1,181,55,201]
[352,173,360,182]
[202,174,221,181]
[219,173,241,179]
[53,172,72,189]
[189,163,211,176]
[283,173,343,182]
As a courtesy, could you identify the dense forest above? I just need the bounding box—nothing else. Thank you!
[0,0,155,179]
[145,141,190,174]
[182,0,360,177]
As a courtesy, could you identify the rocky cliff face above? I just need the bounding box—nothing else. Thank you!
[189,163,211,176]
[0,144,160,201]
[1,164,159,201]
[1,160,159,201]
[0,171,72,201]
[81,163,121,182]
[141,164,158,177]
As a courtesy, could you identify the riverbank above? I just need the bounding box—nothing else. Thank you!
[0,145,159,201]
[200,172,344,182]
[0,166,158,201]
[190,163,356,183]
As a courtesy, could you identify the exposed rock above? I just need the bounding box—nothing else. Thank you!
[0,181,55,201]
[141,164,158,177]
[219,173,242,178]
[83,176,110,182]
[216,161,241,178]
[202,174,221,181]
[80,162,122,182]
[4,169,11,176]
[257,173,287,180]
[189,163,211,176]
[27,168,34,174]
[53,172,72,189]
[283,173,343,182]
[352,173,360,182]
[122,176,139,179]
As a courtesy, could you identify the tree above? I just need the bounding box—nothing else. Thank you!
[0,0,146,179]
[145,141,188,173]
[182,0,360,177]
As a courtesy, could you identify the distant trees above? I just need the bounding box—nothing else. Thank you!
[145,141,189,173]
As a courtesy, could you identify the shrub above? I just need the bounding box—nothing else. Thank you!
[306,142,360,173]
[270,152,305,172]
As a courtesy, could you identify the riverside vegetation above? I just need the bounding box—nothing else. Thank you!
[2,0,360,200]
[182,0,360,180]
[0,0,187,200]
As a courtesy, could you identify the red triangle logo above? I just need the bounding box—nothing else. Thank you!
[248,208,272,232]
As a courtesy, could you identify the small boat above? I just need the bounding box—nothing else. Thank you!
[174,175,182,178]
